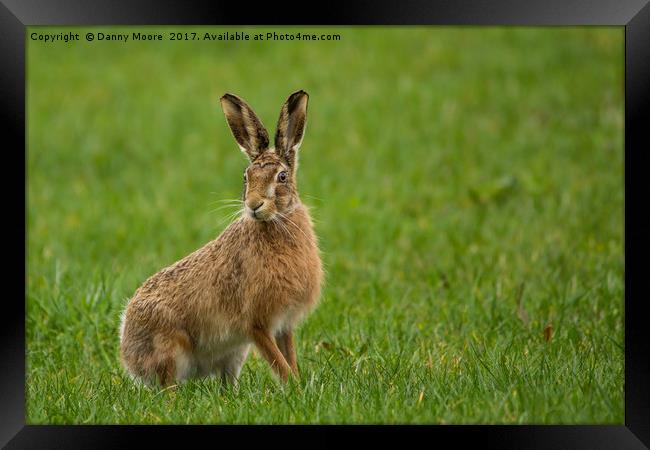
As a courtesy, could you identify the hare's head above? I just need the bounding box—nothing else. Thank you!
[220,90,309,222]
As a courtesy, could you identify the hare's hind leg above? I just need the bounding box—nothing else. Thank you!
[145,330,194,387]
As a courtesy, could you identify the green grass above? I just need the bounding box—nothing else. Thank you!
[26,26,624,424]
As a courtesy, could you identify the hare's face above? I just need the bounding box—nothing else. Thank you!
[243,152,297,221]
[220,90,309,221]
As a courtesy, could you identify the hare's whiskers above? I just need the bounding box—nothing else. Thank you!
[276,212,311,241]
[303,194,323,202]
[272,216,298,242]
[227,208,244,221]
[210,198,244,203]
[216,208,244,227]
[208,199,243,207]
[208,204,244,214]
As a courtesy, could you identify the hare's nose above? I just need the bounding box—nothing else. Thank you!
[248,200,264,211]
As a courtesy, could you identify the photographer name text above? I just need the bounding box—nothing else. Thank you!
[30,31,342,44]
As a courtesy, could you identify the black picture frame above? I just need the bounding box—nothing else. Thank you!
[4,0,649,448]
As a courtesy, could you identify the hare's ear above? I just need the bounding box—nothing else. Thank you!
[274,90,308,168]
[220,93,270,161]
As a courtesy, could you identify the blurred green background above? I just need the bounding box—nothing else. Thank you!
[27,27,624,424]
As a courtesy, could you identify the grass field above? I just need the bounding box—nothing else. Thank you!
[26,27,624,424]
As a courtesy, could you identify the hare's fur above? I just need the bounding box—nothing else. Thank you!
[119,91,322,386]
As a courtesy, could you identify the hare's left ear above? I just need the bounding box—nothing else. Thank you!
[274,90,308,168]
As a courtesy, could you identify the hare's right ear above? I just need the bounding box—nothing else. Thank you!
[220,93,270,161]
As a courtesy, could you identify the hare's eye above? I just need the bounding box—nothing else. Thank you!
[277,171,288,183]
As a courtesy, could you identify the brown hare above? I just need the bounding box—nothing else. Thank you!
[119,90,323,387]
